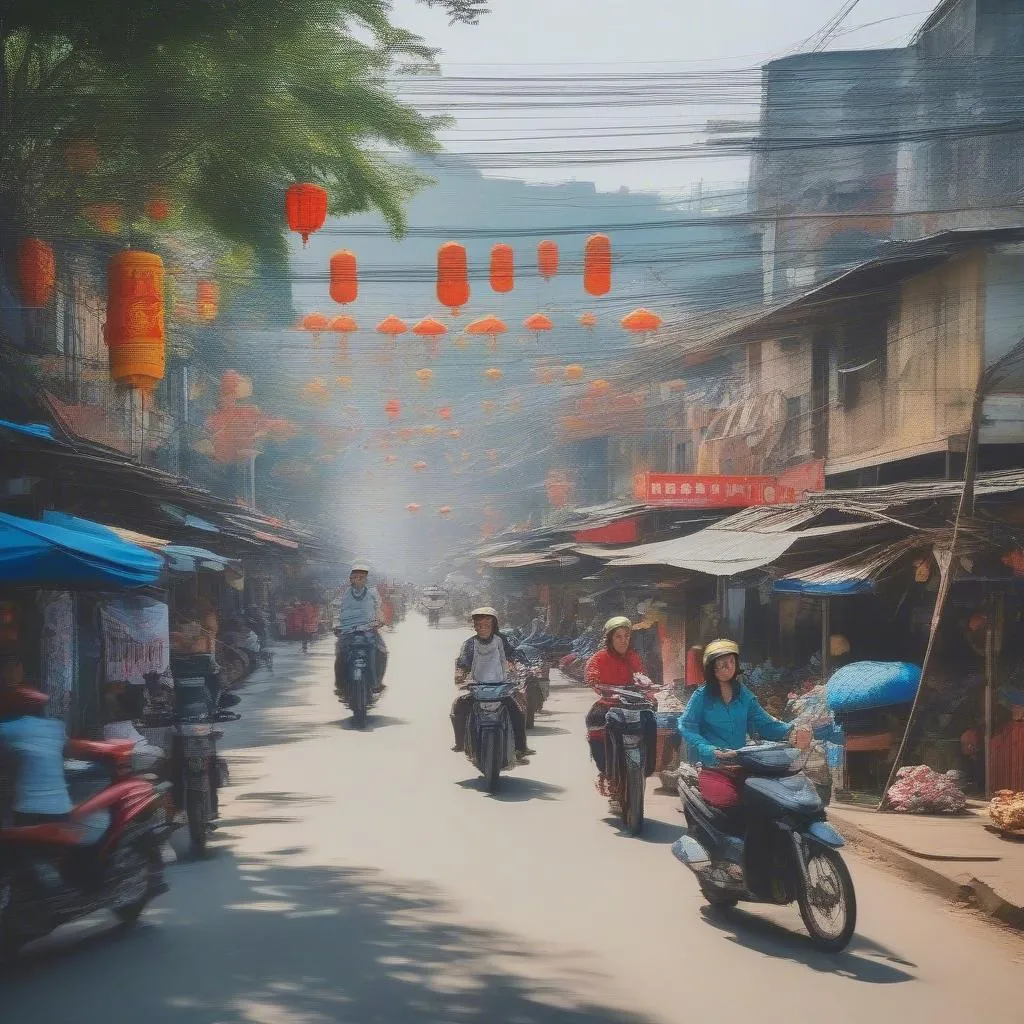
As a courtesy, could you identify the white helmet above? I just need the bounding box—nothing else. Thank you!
[351,562,371,574]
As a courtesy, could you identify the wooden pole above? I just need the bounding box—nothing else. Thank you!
[821,596,831,680]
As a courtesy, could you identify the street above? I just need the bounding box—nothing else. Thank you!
[2,615,1021,1023]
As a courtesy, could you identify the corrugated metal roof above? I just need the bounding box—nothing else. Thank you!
[773,537,926,596]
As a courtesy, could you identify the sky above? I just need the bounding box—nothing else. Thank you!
[390,0,934,195]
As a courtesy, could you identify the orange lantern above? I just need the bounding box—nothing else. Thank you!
[584,233,612,296]
[384,398,402,421]
[448,428,462,439]
[285,183,328,246]
[385,454,398,464]
[329,250,358,304]
[588,378,611,397]
[301,311,330,344]
[412,317,448,356]
[421,424,439,437]
[467,316,508,349]
[439,505,453,516]
[376,316,408,343]
[437,241,470,315]
[415,368,434,387]
[397,427,416,442]
[263,417,300,442]
[219,369,253,404]
[302,378,330,405]
[336,375,353,389]
[105,250,166,391]
[490,243,514,293]
[621,308,663,335]
[330,314,358,336]
[438,406,453,420]
[535,366,556,385]
[413,460,427,472]
[484,367,503,382]
[537,239,559,280]
[564,364,584,381]
[145,196,171,223]
[523,312,554,341]
[481,400,496,416]
[16,239,56,308]
[406,503,422,514]
[196,280,219,322]
[579,312,598,329]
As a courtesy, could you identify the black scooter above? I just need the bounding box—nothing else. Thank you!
[334,628,379,728]
[672,743,856,952]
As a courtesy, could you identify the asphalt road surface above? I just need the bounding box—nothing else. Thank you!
[2,615,1021,1023]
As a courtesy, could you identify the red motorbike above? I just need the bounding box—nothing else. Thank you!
[0,689,171,960]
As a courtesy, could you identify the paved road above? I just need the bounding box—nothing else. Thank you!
[3,615,1021,1023]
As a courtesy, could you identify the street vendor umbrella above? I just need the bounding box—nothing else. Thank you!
[0,511,162,587]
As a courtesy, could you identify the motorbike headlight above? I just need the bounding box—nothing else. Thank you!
[478,701,502,712]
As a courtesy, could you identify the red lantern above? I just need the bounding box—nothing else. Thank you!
[330,250,358,304]
[537,240,558,280]
[301,311,330,343]
[524,313,553,339]
[466,316,508,350]
[621,308,663,334]
[490,244,514,293]
[437,242,469,316]
[330,314,358,338]
[439,505,453,517]
[412,317,448,340]
[438,406,453,420]
[406,503,421,514]
[285,183,328,246]
[145,196,171,222]
[385,398,402,422]
[17,239,56,308]
[105,250,166,391]
[413,460,428,472]
[584,233,612,296]
[196,280,219,322]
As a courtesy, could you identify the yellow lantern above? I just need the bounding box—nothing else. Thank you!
[105,250,166,390]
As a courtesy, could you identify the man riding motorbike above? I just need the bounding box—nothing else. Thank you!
[337,563,387,691]
[451,608,534,763]
[584,615,657,811]
[678,639,810,808]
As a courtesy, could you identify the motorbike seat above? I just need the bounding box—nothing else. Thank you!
[685,786,746,837]
[0,809,110,847]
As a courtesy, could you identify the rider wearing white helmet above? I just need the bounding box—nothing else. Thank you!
[337,562,387,690]
[451,607,534,762]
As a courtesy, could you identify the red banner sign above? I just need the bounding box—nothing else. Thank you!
[573,517,640,545]
[634,473,796,508]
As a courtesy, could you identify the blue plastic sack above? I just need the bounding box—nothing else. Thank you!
[826,661,921,714]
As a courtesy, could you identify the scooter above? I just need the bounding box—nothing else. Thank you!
[672,742,856,952]
[514,643,550,729]
[593,684,659,835]
[463,676,523,793]
[334,627,379,728]
[0,693,171,959]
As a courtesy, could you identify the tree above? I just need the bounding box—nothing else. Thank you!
[417,0,491,23]
[0,3,448,265]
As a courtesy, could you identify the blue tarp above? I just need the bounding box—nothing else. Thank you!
[160,503,220,534]
[773,579,874,596]
[0,419,56,442]
[164,545,236,574]
[826,661,921,715]
[0,511,162,588]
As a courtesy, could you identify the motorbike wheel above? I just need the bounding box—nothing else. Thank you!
[351,673,368,729]
[482,732,501,793]
[0,875,23,962]
[186,786,210,854]
[797,845,857,953]
[525,705,536,730]
[699,882,739,909]
[623,762,645,836]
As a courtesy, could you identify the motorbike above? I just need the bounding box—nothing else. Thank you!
[427,606,441,628]
[593,684,659,835]
[334,627,380,728]
[0,712,171,959]
[513,643,550,729]
[672,742,857,952]
[462,675,524,793]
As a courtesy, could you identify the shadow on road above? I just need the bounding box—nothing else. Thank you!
[333,715,409,731]
[696,906,916,983]
[527,725,572,737]
[456,777,566,802]
[2,853,651,1024]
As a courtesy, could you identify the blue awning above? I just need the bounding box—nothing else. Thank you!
[0,511,163,588]
[773,579,874,596]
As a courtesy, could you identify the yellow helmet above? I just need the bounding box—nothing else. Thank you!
[702,638,740,669]
[603,615,632,639]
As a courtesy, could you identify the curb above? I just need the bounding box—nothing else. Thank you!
[834,813,1024,931]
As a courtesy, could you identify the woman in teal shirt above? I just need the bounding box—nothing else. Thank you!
[679,639,808,807]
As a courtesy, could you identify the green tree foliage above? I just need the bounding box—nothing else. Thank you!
[0,2,450,264]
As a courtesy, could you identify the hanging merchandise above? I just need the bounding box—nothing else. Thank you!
[286,183,328,245]
[537,239,559,280]
[437,241,470,315]
[105,250,166,390]
[584,233,612,296]
[490,243,514,293]
[196,280,219,322]
[329,250,358,304]
[17,239,56,308]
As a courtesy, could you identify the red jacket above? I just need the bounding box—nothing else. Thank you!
[585,647,644,690]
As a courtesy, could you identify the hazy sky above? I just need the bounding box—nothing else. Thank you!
[391,0,934,194]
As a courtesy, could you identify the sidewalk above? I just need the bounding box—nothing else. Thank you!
[829,801,1024,929]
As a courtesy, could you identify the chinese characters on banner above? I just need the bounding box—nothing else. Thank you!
[38,591,75,721]
[101,597,170,684]
[633,472,797,508]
